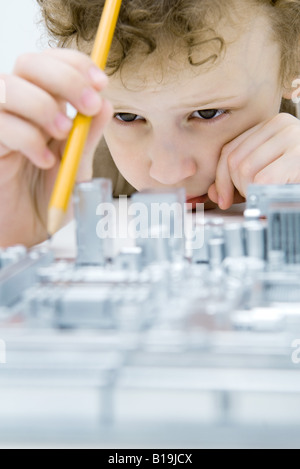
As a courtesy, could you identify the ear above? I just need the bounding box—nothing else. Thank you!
[282,89,293,100]
[282,78,300,101]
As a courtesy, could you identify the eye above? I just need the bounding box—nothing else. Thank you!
[191,109,226,120]
[114,113,144,123]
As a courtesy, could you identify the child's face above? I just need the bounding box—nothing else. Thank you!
[103,15,285,202]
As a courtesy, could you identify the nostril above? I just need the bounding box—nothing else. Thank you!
[150,161,196,185]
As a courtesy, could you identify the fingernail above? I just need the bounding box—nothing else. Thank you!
[81,87,102,111]
[88,66,108,86]
[54,112,73,133]
[44,148,55,166]
[218,196,224,209]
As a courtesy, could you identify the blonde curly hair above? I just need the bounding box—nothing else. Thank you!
[37,0,300,88]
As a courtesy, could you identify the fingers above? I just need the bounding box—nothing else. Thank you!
[213,146,236,209]
[254,149,300,185]
[213,122,266,209]
[0,112,55,169]
[208,183,218,204]
[0,74,73,141]
[0,142,10,158]
[0,48,111,170]
[43,48,108,92]
[226,115,300,196]
[13,51,107,117]
[228,126,300,196]
[214,114,300,209]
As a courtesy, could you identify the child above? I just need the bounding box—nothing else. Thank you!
[0,0,300,247]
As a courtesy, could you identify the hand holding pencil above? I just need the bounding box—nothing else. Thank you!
[47,0,123,236]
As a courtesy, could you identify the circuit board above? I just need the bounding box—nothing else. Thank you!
[1,181,300,448]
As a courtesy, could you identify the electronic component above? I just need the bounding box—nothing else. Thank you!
[1,182,300,322]
[247,184,300,265]
[131,188,186,265]
[0,248,53,307]
[74,178,113,266]
[1,181,300,447]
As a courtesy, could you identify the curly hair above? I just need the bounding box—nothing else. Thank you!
[36,0,300,87]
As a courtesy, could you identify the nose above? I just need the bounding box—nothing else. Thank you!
[148,138,197,185]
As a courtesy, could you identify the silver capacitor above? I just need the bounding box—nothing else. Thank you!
[224,223,245,258]
[244,194,261,221]
[208,238,226,269]
[115,247,143,272]
[131,188,186,264]
[192,221,211,264]
[244,221,267,260]
[268,250,286,271]
[55,287,114,329]
[296,214,300,264]
[210,218,225,238]
[208,218,225,268]
[138,225,172,266]
[74,178,113,266]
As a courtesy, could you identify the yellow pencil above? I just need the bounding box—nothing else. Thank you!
[47,0,122,236]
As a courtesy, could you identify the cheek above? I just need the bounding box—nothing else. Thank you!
[193,139,224,177]
[104,130,150,188]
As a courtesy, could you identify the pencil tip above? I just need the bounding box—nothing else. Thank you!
[47,207,65,237]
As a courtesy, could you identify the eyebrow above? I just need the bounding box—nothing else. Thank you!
[112,95,241,112]
[176,95,241,109]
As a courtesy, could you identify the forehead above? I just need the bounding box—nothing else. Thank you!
[105,15,281,104]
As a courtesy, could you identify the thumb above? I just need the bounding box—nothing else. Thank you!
[208,182,246,208]
[208,183,218,204]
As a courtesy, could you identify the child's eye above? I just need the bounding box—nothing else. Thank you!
[114,113,144,123]
[191,109,226,120]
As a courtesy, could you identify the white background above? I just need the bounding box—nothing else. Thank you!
[0,0,46,74]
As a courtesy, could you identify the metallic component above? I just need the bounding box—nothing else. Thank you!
[56,287,114,329]
[268,250,286,271]
[209,218,225,238]
[208,238,226,269]
[0,245,27,268]
[74,178,113,266]
[246,184,300,265]
[232,308,285,332]
[252,272,300,305]
[131,188,186,264]
[244,194,262,221]
[268,209,300,265]
[192,221,211,264]
[2,181,300,447]
[139,225,173,265]
[247,184,300,217]
[244,221,267,260]
[115,247,143,272]
[224,223,245,258]
[0,248,53,307]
